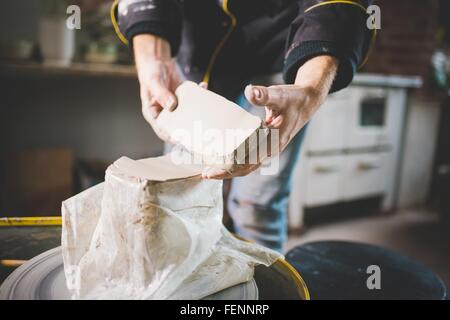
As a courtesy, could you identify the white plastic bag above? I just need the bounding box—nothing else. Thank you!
[62,155,281,300]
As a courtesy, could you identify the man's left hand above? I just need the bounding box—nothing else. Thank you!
[202,55,339,179]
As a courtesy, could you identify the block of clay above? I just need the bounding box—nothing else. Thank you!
[156,81,264,164]
[112,154,202,181]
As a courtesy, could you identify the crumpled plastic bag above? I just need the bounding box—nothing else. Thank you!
[61,155,281,300]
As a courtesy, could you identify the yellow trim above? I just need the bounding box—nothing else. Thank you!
[304,0,376,70]
[359,26,377,69]
[111,0,129,45]
[234,234,310,300]
[1,260,27,267]
[202,0,237,84]
[305,0,366,13]
[0,217,62,227]
[275,258,311,300]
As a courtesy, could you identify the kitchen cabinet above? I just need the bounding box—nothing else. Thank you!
[341,153,388,200]
[289,74,422,229]
[304,155,345,207]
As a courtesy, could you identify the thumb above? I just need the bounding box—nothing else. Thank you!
[244,84,286,108]
[150,78,178,111]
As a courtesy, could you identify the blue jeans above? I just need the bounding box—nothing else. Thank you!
[227,94,307,252]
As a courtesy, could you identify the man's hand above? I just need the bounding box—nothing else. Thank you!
[134,34,181,141]
[202,55,339,179]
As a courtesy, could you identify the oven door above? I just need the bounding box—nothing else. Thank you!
[345,87,389,149]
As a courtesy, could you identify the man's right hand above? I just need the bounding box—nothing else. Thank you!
[133,34,181,141]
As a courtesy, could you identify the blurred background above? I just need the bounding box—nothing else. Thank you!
[0,0,449,292]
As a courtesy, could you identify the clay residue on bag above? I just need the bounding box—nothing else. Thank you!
[61,154,281,300]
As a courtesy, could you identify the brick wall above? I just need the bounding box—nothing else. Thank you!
[362,0,439,89]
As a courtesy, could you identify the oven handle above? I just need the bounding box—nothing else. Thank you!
[314,165,339,174]
[357,162,381,171]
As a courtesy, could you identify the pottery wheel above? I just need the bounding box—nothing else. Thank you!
[0,247,258,300]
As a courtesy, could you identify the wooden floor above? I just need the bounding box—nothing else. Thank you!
[287,208,450,291]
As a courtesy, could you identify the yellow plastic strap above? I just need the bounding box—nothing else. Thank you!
[0,217,62,227]
[276,258,311,300]
[359,27,377,68]
[0,260,27,267]
[111,0,129,45]
[305,0,366,13]
[304,0,376,70]
[202,0,237,84]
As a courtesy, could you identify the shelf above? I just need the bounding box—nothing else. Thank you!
[231,73,423,89]
[352,73,423,89]
[0,61,137,78]
[0,63,423,89]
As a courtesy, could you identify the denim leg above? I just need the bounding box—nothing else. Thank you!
[228,94,307,252]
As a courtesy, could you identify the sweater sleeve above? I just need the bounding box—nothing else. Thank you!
[283,0,375,92]
[111,0,183,57]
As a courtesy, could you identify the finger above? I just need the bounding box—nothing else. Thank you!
[230,164,261,178]
[202,164,261,180]
[148,103,163,119]
[141,86,162,117]
[202,167,231,180]
[149,78,178,111]
[267,113,284,129]
[244,85,280,107]
[202,163,235,179]
[140,88,172,141]
[141,88,155,119]
[265,106,275,125]
[199,81,208,90]
[171,70,183,90]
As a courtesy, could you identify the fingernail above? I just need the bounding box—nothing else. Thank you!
[253,88,261,99]
[165,96,176,111]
